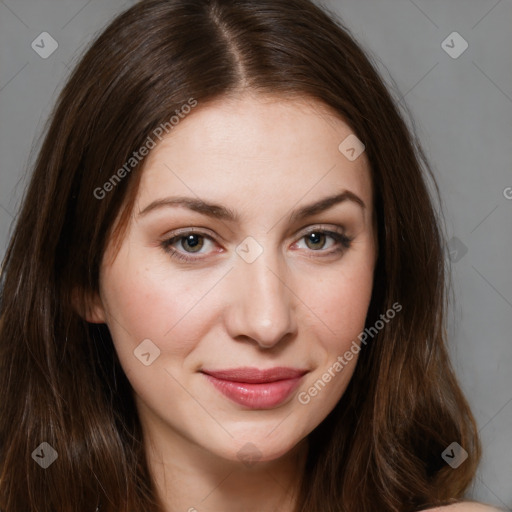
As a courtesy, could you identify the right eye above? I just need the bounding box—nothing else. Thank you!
[160,230,221,263]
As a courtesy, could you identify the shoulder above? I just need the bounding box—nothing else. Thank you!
[423,503,503,511]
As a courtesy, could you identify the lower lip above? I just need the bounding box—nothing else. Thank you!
[203,374,303,409]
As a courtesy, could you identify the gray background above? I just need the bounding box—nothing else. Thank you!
[0,0,510,509]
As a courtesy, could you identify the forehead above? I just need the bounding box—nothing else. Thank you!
[135,93,372,220]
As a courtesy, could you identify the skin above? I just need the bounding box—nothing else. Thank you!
[83,92,498,511]
[83,92,375,511]
[430,505,503,512]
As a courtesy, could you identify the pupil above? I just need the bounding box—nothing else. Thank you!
[183,234,203,252]
[307,232,324,249]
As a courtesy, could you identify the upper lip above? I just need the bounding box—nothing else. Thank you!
[201,366,308,383]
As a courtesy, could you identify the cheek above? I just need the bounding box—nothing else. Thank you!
[100,261,197,359]
[306,257,375,351]
[294,261,373,413]
[100,251,231,371]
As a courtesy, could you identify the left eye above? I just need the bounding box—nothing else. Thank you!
[296,231,337,251]
[160,228,352,263]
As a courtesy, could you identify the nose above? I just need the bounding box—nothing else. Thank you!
[224,250,297,349]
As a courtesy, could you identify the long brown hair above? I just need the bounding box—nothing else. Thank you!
[0,0,480,510]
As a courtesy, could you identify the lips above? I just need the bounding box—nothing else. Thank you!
[201,366,307,409]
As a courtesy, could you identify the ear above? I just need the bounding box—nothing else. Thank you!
[72,286,106,324]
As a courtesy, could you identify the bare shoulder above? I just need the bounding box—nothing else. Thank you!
[423,503,503,512]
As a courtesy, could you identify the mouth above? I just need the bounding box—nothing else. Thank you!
[200,367,308,409]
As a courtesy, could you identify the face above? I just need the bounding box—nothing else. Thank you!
[88,92,377,464]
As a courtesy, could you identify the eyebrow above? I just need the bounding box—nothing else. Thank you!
[138,190,365,222]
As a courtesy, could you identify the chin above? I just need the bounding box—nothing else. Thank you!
[207,423,310,466]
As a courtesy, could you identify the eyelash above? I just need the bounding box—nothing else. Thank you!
[160,227,353,264]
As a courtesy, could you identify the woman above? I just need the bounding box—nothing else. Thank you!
[0,0,502,510]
